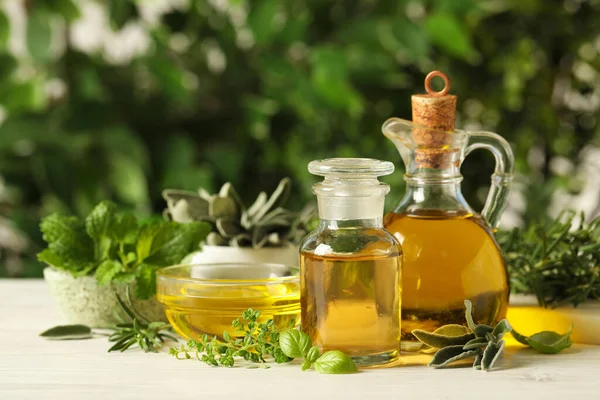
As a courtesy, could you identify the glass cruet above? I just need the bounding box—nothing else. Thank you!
[381,71,514,350]
[299,158,402,367]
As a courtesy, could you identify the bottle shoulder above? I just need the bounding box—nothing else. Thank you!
[300,226,402,257]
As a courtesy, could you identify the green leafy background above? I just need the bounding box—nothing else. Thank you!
[1,0,599,277]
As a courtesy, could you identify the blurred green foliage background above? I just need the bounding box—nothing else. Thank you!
[1,0,599,277]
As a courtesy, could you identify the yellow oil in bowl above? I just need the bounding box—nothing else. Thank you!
[156,263,300,340]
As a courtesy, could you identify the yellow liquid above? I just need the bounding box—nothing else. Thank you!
[383,210,509,343]
[300,251,401,365]
[157,282,300,340]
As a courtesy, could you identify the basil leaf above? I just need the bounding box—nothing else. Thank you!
[428,345,479,368]
[301,359,313,371]
[526,325,573,354]
[412,329,475,348]
[306,345,321,363]
[279,329,312,358]
[313,350,358,374]
[40,325,92,340]
[481,340,505,371]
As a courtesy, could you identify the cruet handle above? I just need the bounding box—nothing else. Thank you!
[465,131,514,229]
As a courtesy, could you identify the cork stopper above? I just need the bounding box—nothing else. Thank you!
[411,71,457,168]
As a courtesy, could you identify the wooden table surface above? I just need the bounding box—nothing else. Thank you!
[1,279,599,400]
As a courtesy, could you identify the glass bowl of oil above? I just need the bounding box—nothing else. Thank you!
[156,263,300,341]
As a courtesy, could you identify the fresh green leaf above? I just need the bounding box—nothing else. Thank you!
[27,9,53,63]
[86,201,116,240]
[424,12,476,60]
[313,350,358,374]
[428,345,479,368]
[306,345,321,363]
[510,329,530,346]
[135,263,158,300]
[481,340,505,371]
[433,324,470,336]
[38,213,94,270]
[0,10,9,47]
[143,221,211,266]
[112,272,136,283]
[111,213,138,243]
[301,359,313,371]
[39,325,92,340]
[464,300,494,338]
[412,329,475,348]
[279,329,312,358]
[525,325,573,354]
[95,260,124,285]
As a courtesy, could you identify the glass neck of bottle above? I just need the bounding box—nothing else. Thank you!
[321,217,383,229]
[395,175,472,214]
[316,194,385,221]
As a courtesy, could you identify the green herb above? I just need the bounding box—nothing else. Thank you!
[498,211,600,308]
[108,293,177,352]
[37,200,211,299]
[170,308,358,374]
[39,324,93,340]
[412,300,512,372]
[511,325,573,354]
[170,309,293,366]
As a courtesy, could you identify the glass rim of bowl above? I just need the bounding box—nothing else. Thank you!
[156,262,299,286]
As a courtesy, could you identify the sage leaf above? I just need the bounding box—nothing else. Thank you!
[40,325,92,340]
[412,329,475,348]
[464,300,494,338]
[510,329,530,346]
[473,353,483,370]
[491,319,512,340]
[526,325,573,354]
[313,350,358,374]
[463,337,488,351]
[481,340,505,371]
[428,345,480,368]
[434,324,470,336]
[279,329,312,358]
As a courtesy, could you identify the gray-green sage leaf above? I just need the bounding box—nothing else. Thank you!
[39,324,93,340]
[428,345,480,368]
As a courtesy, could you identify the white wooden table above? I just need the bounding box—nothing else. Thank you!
[1,279,600,400]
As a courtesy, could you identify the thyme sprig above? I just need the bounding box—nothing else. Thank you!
[498,211,600,308]
[170,309,293,366]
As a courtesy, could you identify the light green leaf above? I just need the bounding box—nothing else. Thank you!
[434,324,471,336]
[107,152,149,205]
[306,345,321,363]
[112,272,136,283]
[510,329,530,346]
[526,325,573,354]
[0,10,9,47]
[111,213,138,243]
[313,350,358,374]
[27,9,53,63]
[424,12,476,60]
[279,329,312,359]
[143,221,211,266]
[85,201,116,240]
[135,263,158,300]
[413,329,475,349]
[39,324,92,340]
[95,260,124,285]
[39,213,94,267]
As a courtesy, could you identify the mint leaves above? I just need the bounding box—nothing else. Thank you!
[279,329,358,374]
[38,201,211,299]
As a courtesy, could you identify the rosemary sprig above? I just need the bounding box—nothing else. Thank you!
[107,292,177,353]
[498,211,600,308]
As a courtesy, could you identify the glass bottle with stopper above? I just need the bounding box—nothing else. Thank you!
[300,158,402,367]
[382,71,514,351]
